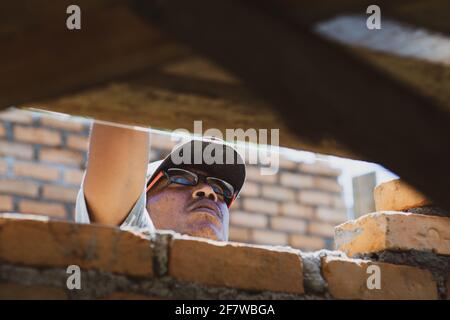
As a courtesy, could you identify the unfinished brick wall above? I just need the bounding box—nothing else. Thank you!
[0,108,347,250]
[0,178,448,300]
[0,210,448,300]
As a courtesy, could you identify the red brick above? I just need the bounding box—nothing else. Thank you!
[322,256,438,300]
[315,207,347,224]
[242,198,279,215]
[228,227,251,242]
[0,179,39,197]
[280,172,314,189]
[281,203,314,219]
[261,185,296,201]
[169,235,303,293]
[298,162,341,177]
[239,181,260,197]
[40,115,86,132]
[245,166,277,184]
[271,216,307,233]
[40,147,84,166]
[42,185,78,202]
[298,190,334,206]
[331,195,346,209]
[308,222,335,238]
[0,283,67,300]
[99,292,166,300]
[230,211,268,228]
[278,157,298,170]
[335,212,450,257]
[14,126,61,146]
[63,169,84,185]
[19,200,66,218]
[374,179,431,211]
[314,177,343,193]
[0,214,153,277]
[290,235,326,251]
[0,159,7,175]
[66,134,89,151]
[0,195,14,211]
[0,109,33,124]
[251,229,288,246]
[0,141,34,159]
[13,161,60,181]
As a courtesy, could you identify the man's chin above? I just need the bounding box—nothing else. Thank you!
[183,221,224,241]
[182,212,225,240]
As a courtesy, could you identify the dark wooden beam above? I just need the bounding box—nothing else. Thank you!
[251,0,450,35]
[0,0,191,108]
[137,0,450,209]
[29,61,356,159]
[3,1,450,208]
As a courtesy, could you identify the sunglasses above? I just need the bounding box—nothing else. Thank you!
[146,168,237,207]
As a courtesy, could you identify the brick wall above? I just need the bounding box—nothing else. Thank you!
[0,108,347,251]
[0,212,448,300]
[0,109,89,219]
[0,115,448,300]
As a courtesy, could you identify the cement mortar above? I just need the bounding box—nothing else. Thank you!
[404,206,450,218]
[300,250,345,295]
[0,263,329,300]
[151,230,176,277]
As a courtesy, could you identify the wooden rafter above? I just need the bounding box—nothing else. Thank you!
[1,1,449,209]
[138,0,450,209]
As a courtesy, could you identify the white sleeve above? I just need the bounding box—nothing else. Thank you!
[74,173,156,233]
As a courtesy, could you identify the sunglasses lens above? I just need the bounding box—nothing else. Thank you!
[165,168,235,204]
[207,177,234,199]
[166,168,197,185]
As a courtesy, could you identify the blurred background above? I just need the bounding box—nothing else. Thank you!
[0,108,396,251]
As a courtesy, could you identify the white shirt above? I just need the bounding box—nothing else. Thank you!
[74,173,156,232]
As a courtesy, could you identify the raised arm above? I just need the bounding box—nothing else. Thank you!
[83,121,149,226]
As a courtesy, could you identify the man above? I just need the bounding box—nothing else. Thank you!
[75,122,246,241]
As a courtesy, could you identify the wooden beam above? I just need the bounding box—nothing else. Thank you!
[28,60,356,159]
[251,0,450,35]
[0,0,191,108]
[137,0,450,209]
[3,1,450,208]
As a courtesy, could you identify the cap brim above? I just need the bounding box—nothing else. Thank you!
[146,139,246,196]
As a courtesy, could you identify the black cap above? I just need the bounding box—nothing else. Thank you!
[146,136,246,203]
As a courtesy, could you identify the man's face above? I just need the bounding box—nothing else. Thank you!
[146,167,230,241]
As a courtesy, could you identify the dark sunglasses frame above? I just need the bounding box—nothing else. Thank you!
[146,168,237,207]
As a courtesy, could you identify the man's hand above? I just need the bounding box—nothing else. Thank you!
[83,122,149,226]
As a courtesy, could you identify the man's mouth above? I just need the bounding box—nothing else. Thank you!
[188,200,222,221]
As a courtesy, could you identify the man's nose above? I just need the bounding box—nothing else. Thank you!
[192,183,218,202]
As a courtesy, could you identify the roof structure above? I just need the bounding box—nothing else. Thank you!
[1,0,449,209]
